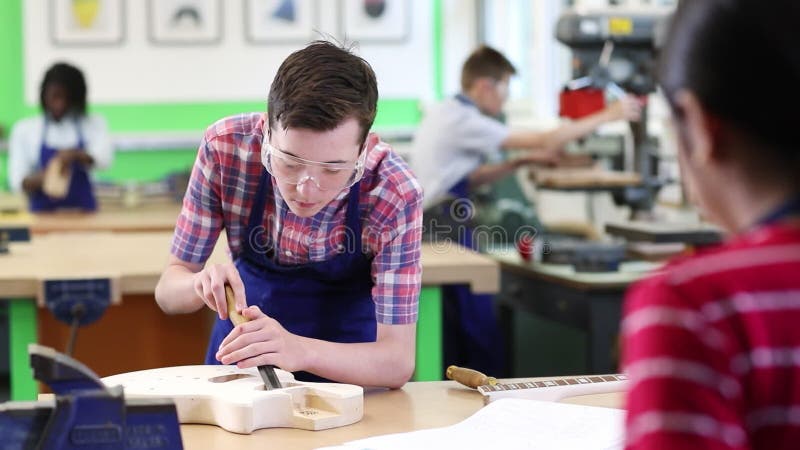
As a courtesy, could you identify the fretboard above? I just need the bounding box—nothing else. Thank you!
[478,374,628,404]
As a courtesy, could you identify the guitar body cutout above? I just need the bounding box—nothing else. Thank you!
[102,365,363,434]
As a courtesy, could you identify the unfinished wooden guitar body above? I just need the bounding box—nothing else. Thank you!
[102,365,363,434]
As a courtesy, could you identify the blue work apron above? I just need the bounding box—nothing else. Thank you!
[438,93,506,376]
[754,194,800,227]
[29,119,97,212]
[440,178,506,377]
[204,171,376,382]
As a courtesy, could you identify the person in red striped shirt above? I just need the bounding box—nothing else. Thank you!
[622,1,800,449]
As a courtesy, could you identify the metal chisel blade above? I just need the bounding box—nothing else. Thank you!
[225,285,283,390]
[258,365,283,390]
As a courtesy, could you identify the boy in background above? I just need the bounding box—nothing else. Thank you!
[411,45,641,376]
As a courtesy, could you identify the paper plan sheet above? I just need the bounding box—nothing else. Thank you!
[317,398,625,450]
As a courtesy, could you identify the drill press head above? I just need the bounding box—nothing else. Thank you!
[555,6,672,97]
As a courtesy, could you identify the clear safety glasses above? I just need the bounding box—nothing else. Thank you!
[261,141,367,192]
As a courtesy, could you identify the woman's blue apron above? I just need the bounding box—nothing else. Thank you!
[205,171,375,382]
[29,119,97,212]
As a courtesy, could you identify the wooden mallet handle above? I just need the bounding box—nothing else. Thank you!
[446,365,497,389]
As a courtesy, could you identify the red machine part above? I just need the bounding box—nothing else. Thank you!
[559,87,606,119]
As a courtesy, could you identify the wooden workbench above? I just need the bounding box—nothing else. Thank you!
[488,248,659,374]
[531,167,642,190]
[178,380,622,449]
[0,233,498,297]
[1,233,499,400]
[0,200,182,235]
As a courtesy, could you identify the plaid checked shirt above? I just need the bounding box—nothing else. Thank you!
[171,113,423,324]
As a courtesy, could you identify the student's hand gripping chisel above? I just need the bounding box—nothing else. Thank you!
[225,285,283,390]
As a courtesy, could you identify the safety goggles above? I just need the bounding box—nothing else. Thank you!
[492,78,510,100]
[261,141,367,192]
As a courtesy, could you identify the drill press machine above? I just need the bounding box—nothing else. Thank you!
[555,5,672,213]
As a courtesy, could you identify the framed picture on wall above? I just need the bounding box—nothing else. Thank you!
[50,0,125,46]
[245,0,320,44]
[340,0,410,43]
[148,0,222,45]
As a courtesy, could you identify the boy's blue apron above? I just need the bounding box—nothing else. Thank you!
[755,194,800,227]
[29,119,97,212]
[439,177,506,377]
[204,171,375,382]
[428,93,505,377]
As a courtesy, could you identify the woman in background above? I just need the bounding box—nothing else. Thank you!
[8,62,112,211]
[622,0,800,449]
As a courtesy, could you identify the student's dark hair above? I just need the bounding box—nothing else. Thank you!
[659,0,800,166]
[39,62,87,116]
[461,45,516,92]
[267,40,378,145]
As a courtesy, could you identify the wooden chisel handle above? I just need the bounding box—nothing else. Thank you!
[224,285,282,389]
[225,285,248,326]
[446,365,497,389]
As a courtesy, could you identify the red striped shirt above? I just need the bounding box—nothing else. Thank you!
[623,222,800,450]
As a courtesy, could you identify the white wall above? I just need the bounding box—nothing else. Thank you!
[23,0,433,105]
[527,0,570,119]
[439,0,571,117]
[441,0,479,98]
[437,0,572,120]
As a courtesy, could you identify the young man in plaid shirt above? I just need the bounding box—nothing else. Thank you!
[156,41,423,388]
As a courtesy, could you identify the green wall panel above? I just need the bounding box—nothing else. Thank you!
[0,154,7,191]
[0,150,197,189]
[0,0,425,133]
[0,0,24,131]
[90,98,421,133]
[0,0,439,190]
[95,149,197,183]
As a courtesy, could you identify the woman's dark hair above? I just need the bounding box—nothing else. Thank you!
[658,0,800,166]
[267,40,378,145]
[39,62,88,116]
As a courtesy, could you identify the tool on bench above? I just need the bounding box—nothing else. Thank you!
[39,277,117,357]
[225,284,282,390]
[446,365,498,389]
[0,226,30,254]
[478,373,628,404]
[446,365,627,404]
[0,344,183,449]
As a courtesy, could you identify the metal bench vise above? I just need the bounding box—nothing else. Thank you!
[0,344,183,449]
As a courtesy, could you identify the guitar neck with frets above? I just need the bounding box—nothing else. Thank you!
[478,374,628,404]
